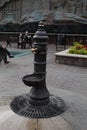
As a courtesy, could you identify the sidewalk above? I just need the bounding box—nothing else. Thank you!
[0,44,87,105]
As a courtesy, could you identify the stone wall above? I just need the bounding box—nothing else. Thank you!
[56,56,87,66]
[0,0,87,24]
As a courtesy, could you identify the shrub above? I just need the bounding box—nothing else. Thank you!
[68,41,87,55]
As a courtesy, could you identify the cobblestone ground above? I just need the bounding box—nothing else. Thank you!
[0,43,87,105]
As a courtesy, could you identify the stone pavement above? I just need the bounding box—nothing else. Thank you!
[0,44,87,104]
[0,44,87,130]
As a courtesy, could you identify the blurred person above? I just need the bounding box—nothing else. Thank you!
[0,44,14,64]
[23,31,32,48]
[18,32,23,48]
[6,35,11,47]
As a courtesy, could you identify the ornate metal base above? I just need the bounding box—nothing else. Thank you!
[10,94,66,118]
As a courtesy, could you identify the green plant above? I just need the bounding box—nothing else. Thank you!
[68,41,87,55]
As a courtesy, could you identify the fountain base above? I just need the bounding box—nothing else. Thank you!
[10,94,66,118]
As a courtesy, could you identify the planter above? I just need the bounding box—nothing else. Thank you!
[55,49,87,67]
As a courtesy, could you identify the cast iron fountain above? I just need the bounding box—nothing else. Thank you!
[10,21,66,119]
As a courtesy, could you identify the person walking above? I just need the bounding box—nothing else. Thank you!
[0,44,14,64]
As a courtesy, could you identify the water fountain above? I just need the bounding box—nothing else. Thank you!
[10,21,66,119]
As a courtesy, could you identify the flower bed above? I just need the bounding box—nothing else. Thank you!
[55,49,87,67]
[55,41,87,67]
[68,41,87,55]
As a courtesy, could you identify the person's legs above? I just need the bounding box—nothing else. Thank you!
[2,48,14,64]
[6,43,11,48]
[3,54,10,64]
[30,41,32,48]
[3,48,10,56]
[17,42,20,48]
[4,48,14,58]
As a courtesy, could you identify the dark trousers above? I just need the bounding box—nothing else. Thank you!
[1,48,11,63]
